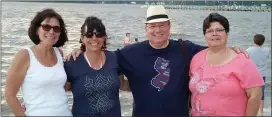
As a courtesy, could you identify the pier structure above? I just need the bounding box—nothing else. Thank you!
[140,1,271,12]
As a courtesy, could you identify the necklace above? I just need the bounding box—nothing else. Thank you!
[84,52,103,70]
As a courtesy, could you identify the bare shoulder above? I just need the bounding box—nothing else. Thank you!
[11,49,30,67]
[15,49,29,60]
[57,47,64,57]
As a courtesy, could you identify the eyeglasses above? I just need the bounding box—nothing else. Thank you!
[206,28,225,34]
[146,24,168,31]
[84,32,105,38]
[41,24,61,33]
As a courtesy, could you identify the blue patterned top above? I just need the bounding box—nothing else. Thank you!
[64,51,121,116]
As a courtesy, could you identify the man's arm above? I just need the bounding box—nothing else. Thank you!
[189,40,248,57]
[184,40,207,56]
[120,74,131,91]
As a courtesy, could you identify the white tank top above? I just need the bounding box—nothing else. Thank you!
[21,47,72,116]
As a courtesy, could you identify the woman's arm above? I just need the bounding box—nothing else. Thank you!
[245,87,262,116]
[5,49,30,116]
[235,55,264,116]
[119,74,131,91]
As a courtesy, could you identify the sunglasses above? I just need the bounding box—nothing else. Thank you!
[84,32,105,38]
[41,24,61,33]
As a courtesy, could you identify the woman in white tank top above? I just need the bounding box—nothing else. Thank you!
[5,9,72,116]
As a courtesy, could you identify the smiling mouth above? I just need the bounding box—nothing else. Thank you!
[152,34,164,37]
[45,36,55,39]
[88,42,99,46]
[91,43,98,46]
[211,38,220,41]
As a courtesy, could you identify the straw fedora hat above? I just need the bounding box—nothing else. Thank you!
[144,5,171,24]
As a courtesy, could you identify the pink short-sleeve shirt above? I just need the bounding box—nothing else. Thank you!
[189,49,264,116]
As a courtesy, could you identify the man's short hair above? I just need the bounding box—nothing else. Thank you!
[253,34,265,46]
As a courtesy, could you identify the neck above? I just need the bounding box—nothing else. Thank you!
[254,44,261,47]
[35,44,54,56]
[208,46,227,54]
[85,50,102,61]
[149,40,169,49]
[85,50,104,70]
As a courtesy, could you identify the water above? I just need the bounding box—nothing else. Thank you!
[1,2,271,116]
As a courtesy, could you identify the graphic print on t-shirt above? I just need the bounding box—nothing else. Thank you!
[190,65,222,116]
[84,74,114,115]
[151,57,170,91]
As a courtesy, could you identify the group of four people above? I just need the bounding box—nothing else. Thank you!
[5,5,267,116]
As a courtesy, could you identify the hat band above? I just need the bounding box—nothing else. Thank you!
[146,14,168,21]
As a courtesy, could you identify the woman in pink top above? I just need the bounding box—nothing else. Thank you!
[189,13,264,116]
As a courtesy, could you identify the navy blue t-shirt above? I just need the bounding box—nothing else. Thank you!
[115,39,206,116]
[64,51,121,116]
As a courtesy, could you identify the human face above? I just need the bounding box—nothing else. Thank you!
[204,22,228,48]
[37,18,61,46]
[146,21,170,46]
[82,29,105,52]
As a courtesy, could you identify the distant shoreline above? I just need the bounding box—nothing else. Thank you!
[3,1,272,7]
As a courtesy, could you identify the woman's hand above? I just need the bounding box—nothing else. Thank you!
[64,49,82,61]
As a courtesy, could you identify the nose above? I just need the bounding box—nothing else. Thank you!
[154,26,161,32]
[91,34,98,40]
[48,28,54,34]
[212,30,218,36]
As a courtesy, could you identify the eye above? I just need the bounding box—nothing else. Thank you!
[160,25,165,28]
[206,30,213,33]
[218,29,225,32]
[150,26,156,29]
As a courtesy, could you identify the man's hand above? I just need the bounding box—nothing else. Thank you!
[230,46,249,58]
[64,49,82,61]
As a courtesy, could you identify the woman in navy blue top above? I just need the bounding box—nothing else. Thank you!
[64,16,128,116]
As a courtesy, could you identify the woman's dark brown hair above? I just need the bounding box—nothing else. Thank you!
[28,8,68,47]
[79,16,107,52]
[203,13,229,35]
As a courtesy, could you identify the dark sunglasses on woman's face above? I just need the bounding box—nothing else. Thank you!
[41,24,61,33]
[84,32,105,38]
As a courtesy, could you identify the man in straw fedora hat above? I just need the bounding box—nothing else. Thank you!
[67,5,247,116]
[114,5,206,116]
